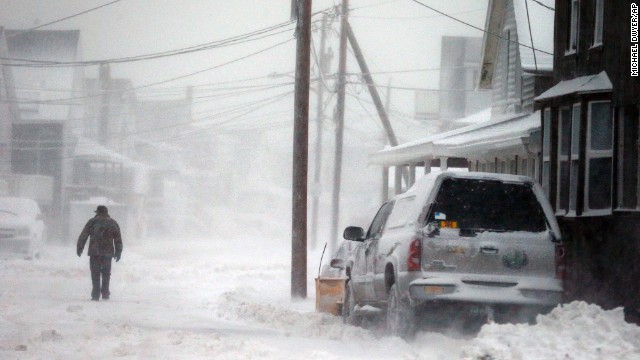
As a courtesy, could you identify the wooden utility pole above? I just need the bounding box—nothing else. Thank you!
[346,24,398,147]
[310,13,331,249]
[347,23,408,187]
[291,0,312,299]
[330,0,349,253]
[98,63,111,146]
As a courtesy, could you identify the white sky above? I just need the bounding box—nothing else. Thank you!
[0,0,489,136]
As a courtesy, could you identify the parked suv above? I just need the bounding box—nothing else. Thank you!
[332,172,564,336]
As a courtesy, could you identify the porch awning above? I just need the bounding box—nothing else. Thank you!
[534,71,613,101]
[369,111,540,166]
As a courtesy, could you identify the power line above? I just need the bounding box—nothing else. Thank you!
[349,7,485,20]
[3,37,296,106]
[2,21,299,67]
[2,6,337,67]
[346,80,490,92]
[6,0,125,38]
[530,0,555,11]
[408,0,553,56]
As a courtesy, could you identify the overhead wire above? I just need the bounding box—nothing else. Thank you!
[530,0,555,11]
[2,20,300,67]
[408,0,553,56]
[2,37,297,106]
[6,0,125,38]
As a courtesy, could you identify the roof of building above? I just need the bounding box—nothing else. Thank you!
[512,0,555,72]
[451,107,492,126]
[369,110,540,166]
[479,0,554,89]
[534,71,613,101]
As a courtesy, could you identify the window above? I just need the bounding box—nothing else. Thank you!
[567,0,580,53]
[617,106,639,209]
[431,178,547,233]
[557,107,572,213]
[367,202,394,240]
[542,108,552,197]
[386,196,416,229]
[592,0,604,46]
[529,157,537,180]
[585,101,613,213]
[521,158,528,176]
[569,104,581,213]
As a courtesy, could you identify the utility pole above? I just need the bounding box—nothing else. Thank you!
[291,0,312,299]
[310,13,331,249]
[346,24,398,147]
[330,0,349,253]
[346,23,408,187]
[98,63,111,146]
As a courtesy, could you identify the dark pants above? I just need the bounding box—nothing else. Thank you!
[89,256,112,300]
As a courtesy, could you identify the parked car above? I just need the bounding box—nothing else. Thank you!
[0,197,46,259]
[331,172,564,336]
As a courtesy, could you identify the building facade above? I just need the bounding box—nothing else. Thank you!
[534,0,640,321]
[370,0,555,196]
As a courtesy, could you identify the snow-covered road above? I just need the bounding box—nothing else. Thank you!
[1,234,639,359]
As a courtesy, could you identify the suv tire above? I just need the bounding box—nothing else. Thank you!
[386,284,414,337]
[342,280,360,325]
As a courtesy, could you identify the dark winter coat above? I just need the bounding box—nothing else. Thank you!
[77,214,123,257]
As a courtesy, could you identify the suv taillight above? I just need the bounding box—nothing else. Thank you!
[407,239,421,271]
[555,244,566,280]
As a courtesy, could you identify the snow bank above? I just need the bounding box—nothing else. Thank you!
[216,288,371,341]
[462,302,640,360]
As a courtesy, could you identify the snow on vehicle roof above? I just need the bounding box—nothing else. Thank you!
[0,197,40,217]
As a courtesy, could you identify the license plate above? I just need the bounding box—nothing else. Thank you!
[424,286,444,295]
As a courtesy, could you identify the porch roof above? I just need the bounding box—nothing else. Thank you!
[534,71,613,101]
[369,110,540,166]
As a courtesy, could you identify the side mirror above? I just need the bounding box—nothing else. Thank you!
[330,258,345,270]
[343,226,365,241]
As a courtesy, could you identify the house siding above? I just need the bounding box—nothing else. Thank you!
[539,0,640,323]
[491,0,523,116]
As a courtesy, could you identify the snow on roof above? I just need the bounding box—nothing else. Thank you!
[435,110,539,147]
[513,0,555,72]
[452,107,492,125]
[369,111,540,165]
[535,71,613,101]
[73,137,137,167]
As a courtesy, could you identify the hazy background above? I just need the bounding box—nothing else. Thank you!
[0,0,488,246]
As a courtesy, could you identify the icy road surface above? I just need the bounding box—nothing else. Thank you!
[1,235,639,360]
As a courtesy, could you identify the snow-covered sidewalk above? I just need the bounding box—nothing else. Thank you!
[1,236,638,359]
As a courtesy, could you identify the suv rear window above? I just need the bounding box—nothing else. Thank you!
[429,178,547,233]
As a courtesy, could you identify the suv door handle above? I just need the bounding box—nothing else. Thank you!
[480,246,499,255]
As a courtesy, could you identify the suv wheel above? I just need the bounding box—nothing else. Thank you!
[386,284,414,337]
[342,280,359,325]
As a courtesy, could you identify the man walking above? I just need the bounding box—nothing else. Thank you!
[77,205,123,301]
